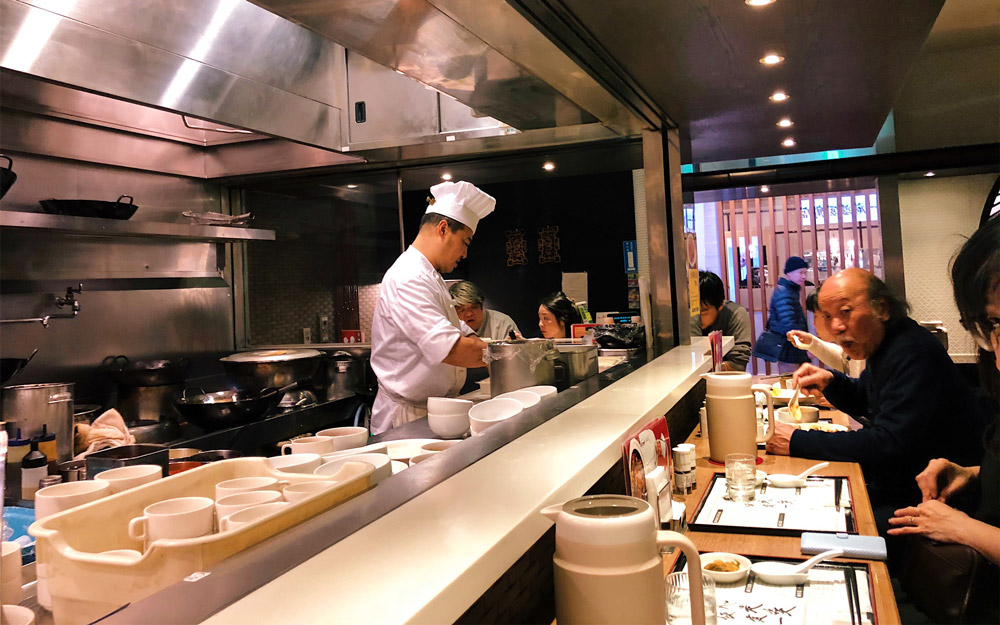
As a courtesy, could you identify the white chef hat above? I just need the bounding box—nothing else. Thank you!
[426,181,496,234]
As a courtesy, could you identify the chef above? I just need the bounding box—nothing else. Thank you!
[369,181,495,435]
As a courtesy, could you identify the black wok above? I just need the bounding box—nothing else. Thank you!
[41,195,138,220]
[103,355,190,387]
[1,349,38,385]
[0,155,16,200]
[175,383,295,431]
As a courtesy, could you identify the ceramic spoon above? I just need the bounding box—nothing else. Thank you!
[750,548,845,585]
[766,461,830,488]
[788,383,801,420]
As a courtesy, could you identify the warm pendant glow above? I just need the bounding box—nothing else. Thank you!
[542,162,556,171]
[770,91,789,102]
[782,138,796,148]
[745,0,776,5]
[441,173,453,181]
[777,118,793,128]
[759,54,784,65]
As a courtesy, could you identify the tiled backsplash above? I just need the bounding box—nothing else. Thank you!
[358,283,381,341]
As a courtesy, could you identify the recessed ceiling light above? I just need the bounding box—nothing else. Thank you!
[441,172,453,181]
[924,171,935,177]
[346,184,358,189]
[745,0,776,5]
[770,90,789,102]
[542,161,556,171]
[777,118,793,128]
[782,138,796,148]
[759,54,784,65]
[760,185,770,193]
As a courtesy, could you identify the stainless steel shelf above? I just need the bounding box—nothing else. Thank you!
[0,210,276,241]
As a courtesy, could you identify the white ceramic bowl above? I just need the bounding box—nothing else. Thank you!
[35,480,111,520]
[315,454,390,484]
[701,552,751,583]
[408,452,436,466]
[267,453,322,474]
[383,439,442,462]
[93,464,162,494]
[315,426,369,451]
[776,406,820,424]
[282,481,337,503]
[1,604,35,625]
[469,398,522,434]
[321,442,388,461]
[427,412,470,439]
[420,440,462,454]
[426,396,473,416]
[216,490,283,521]
[521,385,557,398]
[496,389,540,408]
[219,502,290,532]
[390,460,408,474]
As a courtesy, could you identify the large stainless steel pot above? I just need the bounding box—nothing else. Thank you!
[487,339,558,396]
[1,382,74,461]
[324,351,364,401]
[220,349,322,392]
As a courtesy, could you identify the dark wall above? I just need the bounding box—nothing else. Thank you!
[402,171,637,335]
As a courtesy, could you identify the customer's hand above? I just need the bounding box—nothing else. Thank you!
[765,421,796,456]
[915,458,977,503]
[787,330,813,349]
[792,364,833,397]
[888,500,970,544]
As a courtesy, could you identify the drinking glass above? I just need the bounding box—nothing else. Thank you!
[665,571,717,625]
[725,453,757,502]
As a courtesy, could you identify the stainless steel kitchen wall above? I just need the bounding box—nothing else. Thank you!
[0,150,235,403]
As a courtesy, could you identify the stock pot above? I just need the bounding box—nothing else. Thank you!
[220,349,322,392]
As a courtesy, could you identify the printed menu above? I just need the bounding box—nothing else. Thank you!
[621,416,672,525]
[690,474,854,535]
[678,559,875,625]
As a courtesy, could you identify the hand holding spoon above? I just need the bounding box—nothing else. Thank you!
[751,548,845,585]
[766,461,830,488]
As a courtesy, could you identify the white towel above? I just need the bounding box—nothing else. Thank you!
[74,409,135,458]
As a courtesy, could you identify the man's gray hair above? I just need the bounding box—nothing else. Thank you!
[450,280,484,307]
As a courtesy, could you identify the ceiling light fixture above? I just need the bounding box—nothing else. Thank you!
[777,118,793,128]
[745,0,776,5]
[770,90,789,102]
[441,172,453,181]
[759,53,784,65]
[782,138,796,148]
[542,161,556,171]
[761,185,770,193]
[924,171,935,177]
[347,184,358,189]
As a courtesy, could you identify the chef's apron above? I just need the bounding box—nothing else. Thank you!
[372,365,464,433]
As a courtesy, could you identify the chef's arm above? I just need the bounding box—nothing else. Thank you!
[442,335,489,368]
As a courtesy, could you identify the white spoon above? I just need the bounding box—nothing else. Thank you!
[766,461,830,488]
[750,548,845,585]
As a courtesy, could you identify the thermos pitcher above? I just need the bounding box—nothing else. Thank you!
[703,372,774,462]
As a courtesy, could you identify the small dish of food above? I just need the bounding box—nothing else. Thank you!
[795,422,849,433]
[700,552,752,583]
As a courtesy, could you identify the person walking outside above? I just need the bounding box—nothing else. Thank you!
[754,256,811,373]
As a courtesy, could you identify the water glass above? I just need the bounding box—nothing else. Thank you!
[725,453,756,502]
[665,571,717,625]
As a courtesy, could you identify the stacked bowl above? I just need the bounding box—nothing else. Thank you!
[426,397,473,439]
[468,398,523,435]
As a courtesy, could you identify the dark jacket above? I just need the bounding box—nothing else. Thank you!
[766,277,809,363]
[790,317,992,508]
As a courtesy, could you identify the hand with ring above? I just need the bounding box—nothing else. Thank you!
[888,500,969,543]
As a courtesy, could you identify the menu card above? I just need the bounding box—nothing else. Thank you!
[690,474,854,536]
[621,416,672,525]
[677,558,875,625]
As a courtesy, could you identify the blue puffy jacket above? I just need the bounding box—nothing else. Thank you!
[767,277,808,363]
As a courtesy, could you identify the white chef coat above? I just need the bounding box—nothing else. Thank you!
[370,246,468,434]
[477,309,519,340]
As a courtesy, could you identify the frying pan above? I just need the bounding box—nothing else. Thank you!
[102,355,190,387]
[1,348,38,385]
[40,195,137,220]
[176,382,296,430]
[0,155,16,200]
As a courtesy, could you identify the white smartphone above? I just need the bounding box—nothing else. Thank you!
[801,532,887,560]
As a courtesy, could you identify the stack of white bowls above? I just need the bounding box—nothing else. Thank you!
[469,397,523,435]
[426,397,473,439]
[2,541,22,605]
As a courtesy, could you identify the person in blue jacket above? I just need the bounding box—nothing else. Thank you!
[766,256,811,372]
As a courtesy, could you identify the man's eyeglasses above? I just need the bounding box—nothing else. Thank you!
[961,316,1000,352]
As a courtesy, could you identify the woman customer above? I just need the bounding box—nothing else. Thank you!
[538,292,582,339]
[757,256,811,372]
[888,217,999,622]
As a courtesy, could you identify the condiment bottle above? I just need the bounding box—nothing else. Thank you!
[5,429,30,502]
[21,440,49,501]
[38,424,58,469]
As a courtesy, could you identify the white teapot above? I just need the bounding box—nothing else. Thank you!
[541,495,706,625]
[702,372,775,462]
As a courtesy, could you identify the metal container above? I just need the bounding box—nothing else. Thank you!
[325,351,361,401]
[555,344,599,386]
[220,349,322,392]
[487,340,558,397]
[57,459,87,482]
[85,444,168,478]
[1,382,74,461]
[116,383,184,423]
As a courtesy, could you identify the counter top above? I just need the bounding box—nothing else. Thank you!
[201,338,728,625]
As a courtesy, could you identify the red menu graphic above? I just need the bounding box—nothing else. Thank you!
[621,416,673,525]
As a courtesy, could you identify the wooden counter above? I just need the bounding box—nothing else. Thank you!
[667,410,901,624]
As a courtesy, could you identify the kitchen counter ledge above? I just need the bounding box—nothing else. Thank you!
[102,337,730,625]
